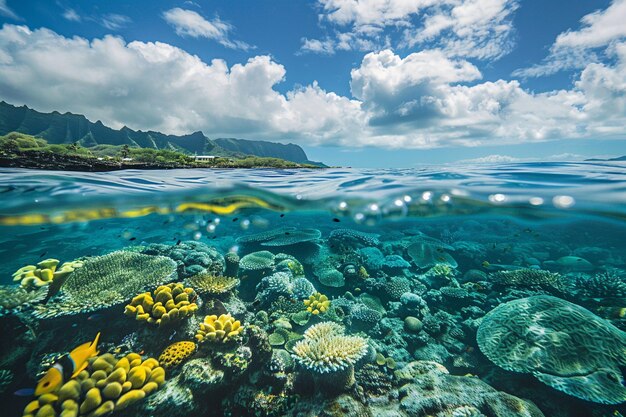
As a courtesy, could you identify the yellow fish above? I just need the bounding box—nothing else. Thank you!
[35,332,100,395]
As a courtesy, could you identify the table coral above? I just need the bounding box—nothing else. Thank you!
[33,251,177,319]
[22,352,164,417]
[124,283,198,327]
[195,313,244,343]
[187,273,239,295]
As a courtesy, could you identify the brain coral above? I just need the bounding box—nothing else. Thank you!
[187,273,240,295]
[477,295,626,404]
[292,322,368,373]
[159,341,197,368]
[33,251,177,319]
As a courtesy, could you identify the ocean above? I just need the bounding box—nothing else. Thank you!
[1,162,625,417]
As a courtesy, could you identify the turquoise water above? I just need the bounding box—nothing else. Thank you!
[1,163,626,417]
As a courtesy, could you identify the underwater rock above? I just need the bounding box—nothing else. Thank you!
[477,295,626,404]
[33,251,177,319]
[396,361,545,417]
[179,358,225,393]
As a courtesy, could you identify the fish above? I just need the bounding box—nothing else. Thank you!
[87,313,104,321]
[14,388,35,396]
[35,332,101,396]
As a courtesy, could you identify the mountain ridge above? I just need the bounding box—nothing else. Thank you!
[0,101,320,165]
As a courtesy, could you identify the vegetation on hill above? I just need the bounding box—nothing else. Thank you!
[0,132,318,170]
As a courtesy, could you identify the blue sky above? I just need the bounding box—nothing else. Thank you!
[0,0,625,167]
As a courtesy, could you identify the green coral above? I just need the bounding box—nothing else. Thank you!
[477,295,626,404]
[33,251,177,319]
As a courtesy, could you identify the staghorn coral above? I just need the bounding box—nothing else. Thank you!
[124,283,198,327]
[575,270,626,299]
[33,251,177,319]
[490,269,565,293]
[187,273,239,295]
[303,292,330,315]
[478,295,626,404]
[292,322,368,374]
[195,314,244,343]
[13,259,83,290]
[158,341,197,369]
[22,352,165,417]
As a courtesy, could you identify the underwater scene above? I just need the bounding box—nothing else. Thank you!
[1,163,626,417]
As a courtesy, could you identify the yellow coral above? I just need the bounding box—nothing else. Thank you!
[187,273,239,295]
[195,314,243,343]
[158,341,196,368]
[22,353,164,417]
[303,292,331,315]
[124,283,198,327]
[12,259,83,290]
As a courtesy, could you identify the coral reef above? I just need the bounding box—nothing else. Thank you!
[22,352,165,417]
[141,241,225,277]
[490,269,566,293]
[303,292,330,315]
[195,314,244,343]
[33,251,177,319]
[158,341,196,368]
[478,295,626,404]
[239,251,275,273]
[124,283,198,327]
[186,273,239,295]
[13,259,83,290]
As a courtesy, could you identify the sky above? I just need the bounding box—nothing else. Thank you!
[0,0,625,167]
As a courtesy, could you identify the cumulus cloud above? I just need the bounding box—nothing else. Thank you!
[514,0,626,77]
[0,25,624,149]
[459,154,520,163]
[0,0,18,20]
[163,8,252,50]
[302,0,518,59]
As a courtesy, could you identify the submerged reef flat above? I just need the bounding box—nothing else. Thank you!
[1,216,626,417]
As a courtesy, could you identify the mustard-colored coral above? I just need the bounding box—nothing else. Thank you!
[158,341,197,368]
[124,283,198,327]
[195,314,244,343]
[303,292,330,315]
[187,273,239,295]
[13,259,83,290]
[22,352,164,417]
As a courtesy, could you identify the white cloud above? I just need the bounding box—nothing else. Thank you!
[303,0,518,59]
[163,8,252,51]
[101,14,131,30]
[0,0,18,20]
[62,9,81,22]
[514,0,626,77]
[300,38,335,55]
[0,25,624,150]
[459,154,520,163]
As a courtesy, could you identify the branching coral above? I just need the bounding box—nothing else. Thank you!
[0,285,47,317]
[575,270,626,299]
[195,314,244,343]
[33,251,177,319]
[124,283,198,327]
[304,292,330,315]
[22,352,165,417]
[292,322,368,373]
[187,273,239,295]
